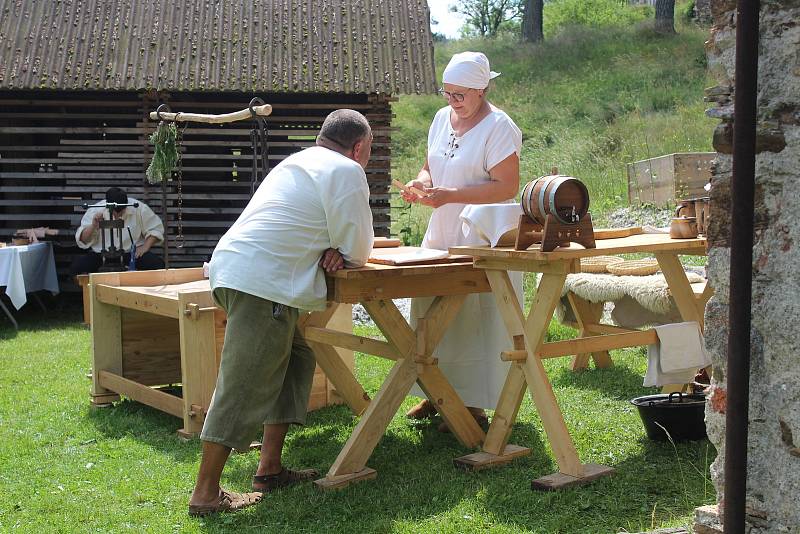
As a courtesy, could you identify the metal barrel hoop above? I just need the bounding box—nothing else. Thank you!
[522,179,536,221]
[536,176,550,224]
[546,176,570,224]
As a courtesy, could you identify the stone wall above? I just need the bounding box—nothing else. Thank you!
[699,0,800,532]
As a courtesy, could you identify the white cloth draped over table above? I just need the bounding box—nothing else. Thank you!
[460,203,522,247]
[410,106,523,410]
[0,242,60,309]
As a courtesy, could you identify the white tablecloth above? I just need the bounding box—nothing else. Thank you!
[459,203,522,247]
[0,242,60,309]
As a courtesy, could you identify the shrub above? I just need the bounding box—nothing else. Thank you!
[544,0,653,37]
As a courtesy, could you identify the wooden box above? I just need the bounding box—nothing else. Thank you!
[627,152,714,206]
[88,268,352,438]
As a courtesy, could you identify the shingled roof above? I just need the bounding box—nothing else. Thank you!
[0,0,437,94]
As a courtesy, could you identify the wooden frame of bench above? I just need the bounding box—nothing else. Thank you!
[89,268,351,438]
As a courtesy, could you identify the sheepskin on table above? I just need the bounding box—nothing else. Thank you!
[556,271,706,329]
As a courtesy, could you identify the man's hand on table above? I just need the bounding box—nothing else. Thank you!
[319,248,345,273]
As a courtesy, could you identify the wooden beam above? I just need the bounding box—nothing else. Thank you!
[654,253,704,328]
[325,356,418,477]
[481,363,528,456]
[305,340,370,416]
[148,104,272,123]
[94,284,180,318]
[537,330,658,359]
[98,370,183,418]
[416,365,485,449]
[500,350,528,362]
[304,327,400,360]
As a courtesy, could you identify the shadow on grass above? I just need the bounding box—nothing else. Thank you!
[0,299,84,339]
[86,399,201,464]
[548,362,653,401]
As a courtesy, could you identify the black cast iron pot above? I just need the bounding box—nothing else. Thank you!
[631,392,707,442]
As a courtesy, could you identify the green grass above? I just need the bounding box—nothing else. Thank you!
[391,14,715,243]
[0,306,715,533]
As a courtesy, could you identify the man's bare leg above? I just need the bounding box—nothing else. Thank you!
[189,441,232,506]
[255,423,289,477]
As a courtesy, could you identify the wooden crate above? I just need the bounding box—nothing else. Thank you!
[88,267,352,438]
[627,152,715,206]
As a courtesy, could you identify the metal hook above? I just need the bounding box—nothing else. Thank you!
[156,103,171,121]
[248,97,265,118]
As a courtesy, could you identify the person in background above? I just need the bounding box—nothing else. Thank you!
[70,187,165,275]
[188,109,374,516]
[401,51,523,432]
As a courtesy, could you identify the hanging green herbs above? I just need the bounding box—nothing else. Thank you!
[146,121,178,184]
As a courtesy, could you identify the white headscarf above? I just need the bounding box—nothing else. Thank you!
[442,51,500,89]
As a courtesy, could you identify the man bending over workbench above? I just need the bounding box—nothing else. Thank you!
[188,109,375,516]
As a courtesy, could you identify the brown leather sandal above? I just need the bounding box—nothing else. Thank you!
[188,488,262,517]
[252,467,320,492]
[406,399,438,420]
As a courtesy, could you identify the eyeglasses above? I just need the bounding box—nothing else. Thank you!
[438,88,471,103]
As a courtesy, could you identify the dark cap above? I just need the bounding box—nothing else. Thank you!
[105,187,128,206]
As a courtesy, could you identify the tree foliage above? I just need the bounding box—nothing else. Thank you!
[451,0,524,38]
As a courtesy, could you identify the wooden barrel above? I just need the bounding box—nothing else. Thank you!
[520,175,590,225]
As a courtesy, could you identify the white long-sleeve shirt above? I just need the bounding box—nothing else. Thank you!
[75,197,164,253]
[210,146,374,311]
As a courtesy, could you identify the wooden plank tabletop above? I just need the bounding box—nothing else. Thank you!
[451,234,706,261]
[330,260,477,280]
[96,279,212,302]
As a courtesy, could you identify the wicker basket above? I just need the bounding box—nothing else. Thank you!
[580,255,625,273]
[607,258,660,276]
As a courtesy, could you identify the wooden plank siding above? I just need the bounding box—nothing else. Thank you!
[0,89,394,289]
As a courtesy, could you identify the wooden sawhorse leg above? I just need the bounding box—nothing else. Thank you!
[175,291,219,438]
[455,270,614,490]
[313,296,484,490]
[655,253,710,393]
[567,293,613,371]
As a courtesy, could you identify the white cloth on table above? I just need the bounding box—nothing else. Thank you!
[410,105,523,410]
[75,197,164,253]
[644,321,710,387]
[0,242,60,309]
[210,146,374,312]
[460,203,522,247]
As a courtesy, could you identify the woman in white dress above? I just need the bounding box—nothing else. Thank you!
[401,52,524,430]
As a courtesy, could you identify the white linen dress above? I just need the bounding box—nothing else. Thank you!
[410,106,524,410]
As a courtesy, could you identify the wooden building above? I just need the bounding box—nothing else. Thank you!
[0,0,436,287]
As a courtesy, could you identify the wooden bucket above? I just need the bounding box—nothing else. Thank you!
[520,175,590,225]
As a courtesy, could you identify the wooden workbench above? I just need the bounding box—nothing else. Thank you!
[88,268,352,438]
[451,234,709,490]
[304,260,532,489]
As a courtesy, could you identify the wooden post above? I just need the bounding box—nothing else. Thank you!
[176,290,218,438]
[567,293,613,371]
[90,275,122,406]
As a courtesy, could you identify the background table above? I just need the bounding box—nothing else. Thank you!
[0,242,59,328]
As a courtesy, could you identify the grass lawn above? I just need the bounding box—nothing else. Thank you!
[0,304,715,533]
